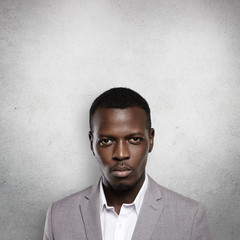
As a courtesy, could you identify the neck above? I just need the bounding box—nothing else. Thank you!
[102,174,145,214]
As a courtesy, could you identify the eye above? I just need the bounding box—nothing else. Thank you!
[99,138,113,146]
[129,137,143,144]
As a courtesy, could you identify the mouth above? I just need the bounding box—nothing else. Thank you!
[111,166,133,178]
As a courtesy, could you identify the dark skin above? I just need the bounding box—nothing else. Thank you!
[89,107,154,214]
[101,174,146,214]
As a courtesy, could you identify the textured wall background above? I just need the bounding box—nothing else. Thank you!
[1,0,240,239]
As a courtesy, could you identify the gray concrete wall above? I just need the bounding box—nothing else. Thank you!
[1,0,240,239]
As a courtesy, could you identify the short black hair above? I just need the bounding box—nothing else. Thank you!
[89,87,151,132]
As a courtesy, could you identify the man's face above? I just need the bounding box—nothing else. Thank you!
[89,107,154,190]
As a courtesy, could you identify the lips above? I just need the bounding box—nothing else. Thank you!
[111,165,133,178]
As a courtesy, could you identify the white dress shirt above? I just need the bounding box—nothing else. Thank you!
[99,176,148,240]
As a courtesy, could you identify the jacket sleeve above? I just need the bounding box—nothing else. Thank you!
[191,203,211,240]
[43,204,54,240]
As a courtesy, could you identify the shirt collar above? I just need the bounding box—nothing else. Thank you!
[99,175,148,216]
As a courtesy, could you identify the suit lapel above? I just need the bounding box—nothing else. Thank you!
[79,177,163,240]
[79,184,102,240]
[132,176,164,240]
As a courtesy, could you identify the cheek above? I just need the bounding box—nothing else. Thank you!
[130,143,149,157]
[95,146,113,164]
[130,145,149,167]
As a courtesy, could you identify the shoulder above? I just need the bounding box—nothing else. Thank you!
[146,176,211,238]
[50,183,98,211]
[147,176,208,226]
[148,176,201,211]
[160,184,198,206]
[43,184,100,239]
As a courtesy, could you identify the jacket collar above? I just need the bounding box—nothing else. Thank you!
[79,182,102,240]
[79,176,164,240]
[132,176,164,240]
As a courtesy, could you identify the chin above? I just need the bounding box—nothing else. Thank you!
[111,183,133,191]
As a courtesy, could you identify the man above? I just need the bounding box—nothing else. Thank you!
[43,87,211,240]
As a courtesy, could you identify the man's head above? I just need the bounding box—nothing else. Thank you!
[89,87,154,191]
[89,87,151,133]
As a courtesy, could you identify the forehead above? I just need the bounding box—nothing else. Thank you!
[92,107,147,134]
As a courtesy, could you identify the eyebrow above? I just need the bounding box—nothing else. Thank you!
[99,132,145,138]
[99,134,114,138]
[127,132,145,137]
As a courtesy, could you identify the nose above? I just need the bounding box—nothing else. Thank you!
[112,140,130,161]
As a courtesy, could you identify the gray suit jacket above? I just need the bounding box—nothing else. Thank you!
[43,176,211,240]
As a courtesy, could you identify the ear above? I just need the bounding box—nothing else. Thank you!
[88,131,95,156]
[148,128,155,153]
